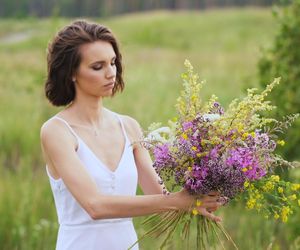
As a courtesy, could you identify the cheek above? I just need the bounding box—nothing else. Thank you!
[78,68,103,83]
[113,65,117,75]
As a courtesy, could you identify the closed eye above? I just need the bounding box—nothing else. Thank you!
[92,64,103,70]
[90,57,116,70]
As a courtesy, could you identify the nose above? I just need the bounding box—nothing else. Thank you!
[106,64,116,79]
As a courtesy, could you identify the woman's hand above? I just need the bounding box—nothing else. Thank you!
[174,190,224,222]
[195,191,224,222]
[172,189,195,211]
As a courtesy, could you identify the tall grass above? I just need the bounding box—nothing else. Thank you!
[0,8,299,249]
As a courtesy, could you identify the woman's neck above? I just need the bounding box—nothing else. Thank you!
[67,96,106,128]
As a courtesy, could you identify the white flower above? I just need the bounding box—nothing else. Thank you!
[146,127,171,143]
[203,113,220,121]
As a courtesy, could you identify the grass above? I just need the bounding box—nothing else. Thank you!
[0,8,299,249]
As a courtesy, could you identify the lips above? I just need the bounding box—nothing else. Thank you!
[104,82,115,87]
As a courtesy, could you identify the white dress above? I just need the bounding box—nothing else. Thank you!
[46,115,139,250]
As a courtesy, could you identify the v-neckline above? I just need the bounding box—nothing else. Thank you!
[54,115,128,174]
[77,135,127,174]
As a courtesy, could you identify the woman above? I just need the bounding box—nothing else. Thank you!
[41,20,223,250]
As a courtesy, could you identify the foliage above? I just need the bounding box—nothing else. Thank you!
[0,0,277,18]
[258,0,300,160]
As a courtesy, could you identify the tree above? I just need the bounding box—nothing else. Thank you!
[258,0,300,160]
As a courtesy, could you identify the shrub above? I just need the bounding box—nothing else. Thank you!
[258,0,300,160]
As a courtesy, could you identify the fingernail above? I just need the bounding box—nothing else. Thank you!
[217,196,229,205]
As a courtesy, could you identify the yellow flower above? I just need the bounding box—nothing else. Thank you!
[188,167,192,171]
[191,94,198,102]
[244,181,250,188]
[282,216,288,223]
[263,181,274,192]
[274,213,280,220]
[291,184,300,191]
[289,194,297,201]
[237,123,244,133]
[251,132,256,138]
[283,207,289,212]
[277,140,285,146]
[246,198,256,209]
[282,206,291,214]
[192,208,198,215]
[182,133,188,140]
[278,187,284,194]
[196,200,202,207]
[196,152,207,157]
[242,167,248,172]
[270,175,280,182]
[191,146,197,151]
[242,132,249,140]
[255,192,262,199]
[181,73,188,79]
[281,206,291,223]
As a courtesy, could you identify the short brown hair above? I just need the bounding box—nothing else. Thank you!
[45,20,124,106]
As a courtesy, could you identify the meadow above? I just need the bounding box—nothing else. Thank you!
[0,8,299,249]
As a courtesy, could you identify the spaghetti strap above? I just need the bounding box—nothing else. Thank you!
[115,114,130,143]
[51,116,79,142]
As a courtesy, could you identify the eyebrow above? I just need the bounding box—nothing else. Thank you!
[89,56,116,65]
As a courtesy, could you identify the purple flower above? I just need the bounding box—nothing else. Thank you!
[183,156,246,198]
[192,164,209,179]
[210,102,225,115]
[153,144,174,171]
[226,147,266,180]
[182,121,193,131]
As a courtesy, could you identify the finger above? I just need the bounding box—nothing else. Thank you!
[217,196,229,205]
[199,208,222,222]
[201,201,223,209]
[201,196,220,202]
[207,206,218,212]
[208,191,220,196]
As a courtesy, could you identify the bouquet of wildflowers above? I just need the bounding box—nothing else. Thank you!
[136,60,300,249]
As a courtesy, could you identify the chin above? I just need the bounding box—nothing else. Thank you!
[101,91,114,97]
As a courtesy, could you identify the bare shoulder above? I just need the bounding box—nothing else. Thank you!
[118,114,143,143]
[40,117,77,149]
[40,117,64,141]
[121,115,142,131]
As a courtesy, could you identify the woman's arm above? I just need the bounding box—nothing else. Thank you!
[122,116,164,195]
[41,119,222,221]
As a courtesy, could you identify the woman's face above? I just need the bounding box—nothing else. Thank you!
[74,40,117,98]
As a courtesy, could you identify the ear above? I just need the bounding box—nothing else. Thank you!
[71,70,77,82]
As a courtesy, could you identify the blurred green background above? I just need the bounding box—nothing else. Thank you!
[0,2,299,250]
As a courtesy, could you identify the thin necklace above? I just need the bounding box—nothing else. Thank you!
[89,128,99,136]
[93,129,99,137]
[72,124,100,136]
